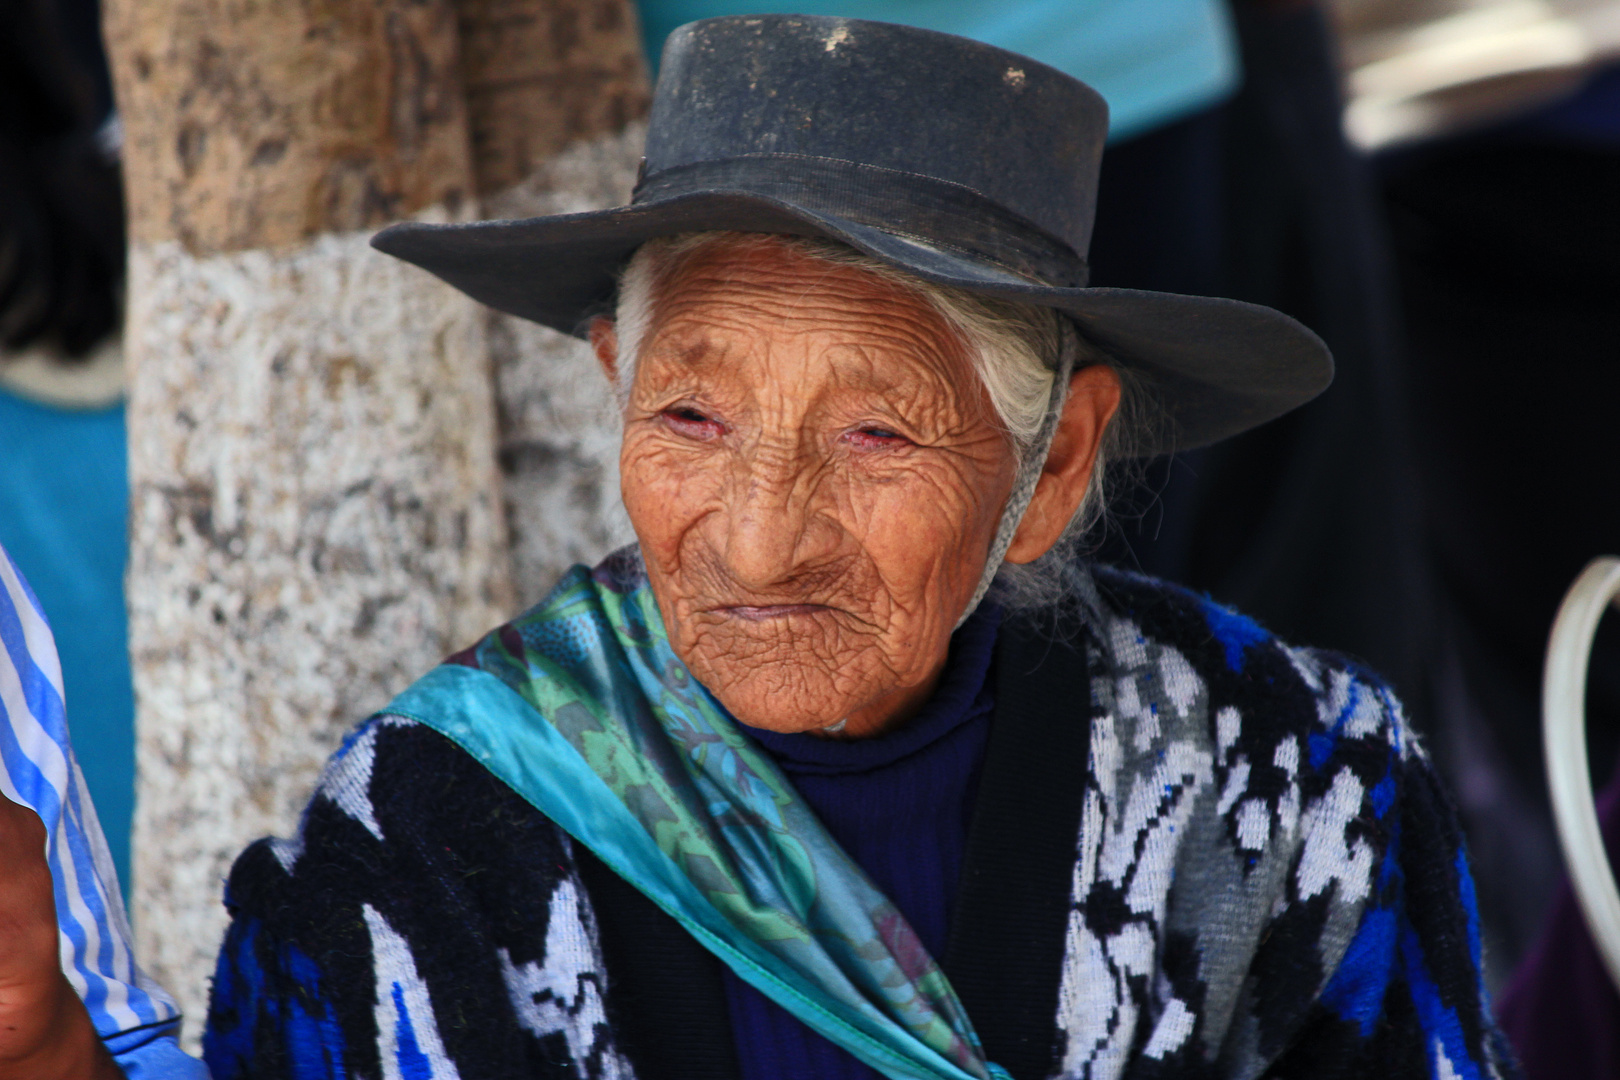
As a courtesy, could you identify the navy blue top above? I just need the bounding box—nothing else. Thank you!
[727,604,1001,1080]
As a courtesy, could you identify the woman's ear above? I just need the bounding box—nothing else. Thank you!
[589,317,620,386]
[1003,364,1122,564]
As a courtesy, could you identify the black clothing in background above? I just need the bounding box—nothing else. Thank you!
[1380,128,1620,973]
[0,0,124,356]
[1086,0,1615,977]
[1089,3,1433,749]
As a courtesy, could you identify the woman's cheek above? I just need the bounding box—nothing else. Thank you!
[621,436,724,552]
[856,463,1005,606]
[851,457,991,545]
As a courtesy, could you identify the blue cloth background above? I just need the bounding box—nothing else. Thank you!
[0,387,133,896]
[637,0,1240,141]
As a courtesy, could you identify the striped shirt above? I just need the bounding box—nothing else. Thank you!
[0,541,207,1077]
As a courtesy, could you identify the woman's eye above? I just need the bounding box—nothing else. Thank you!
[660,407,723,437]
[846,426,908,449]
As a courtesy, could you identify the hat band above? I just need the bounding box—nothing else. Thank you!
[632,154,1088,288]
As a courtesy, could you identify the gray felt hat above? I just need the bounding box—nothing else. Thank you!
[372,14,1333,453]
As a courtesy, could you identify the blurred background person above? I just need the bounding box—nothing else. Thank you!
[1377,44,1620,984]
[1331,0,1620,1071]
[1087,0,1433,802]
[0,0,135,900]
[0,540,200,1077]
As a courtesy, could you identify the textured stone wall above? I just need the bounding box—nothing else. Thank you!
[122,226,512,1039]
[457,0,649,605]
[484,122,646,605]
[105,0,515,1045]
[458,0,650,197]
[106,0,650,1041]
[108,0,474,253]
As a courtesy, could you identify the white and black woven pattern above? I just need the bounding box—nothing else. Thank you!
[201,563,1516,1080]
[1047,566,1476,1080]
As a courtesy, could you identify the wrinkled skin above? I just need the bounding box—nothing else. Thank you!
[594,237,1120,739]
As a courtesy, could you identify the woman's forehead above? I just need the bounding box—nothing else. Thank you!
[639,241,975,391]
[656,241,941,323]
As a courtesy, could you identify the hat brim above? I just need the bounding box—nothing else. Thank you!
[371,190,1332,454]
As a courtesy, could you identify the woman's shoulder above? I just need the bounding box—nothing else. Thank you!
[224,712,576,930]
[208,713,625,1078]
[1083,561,1414,763]
[1055,565,1495,1077]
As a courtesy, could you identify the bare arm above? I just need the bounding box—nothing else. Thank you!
[0,793,121,1080]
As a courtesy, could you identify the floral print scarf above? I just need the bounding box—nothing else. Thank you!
[381,549,1009,1080]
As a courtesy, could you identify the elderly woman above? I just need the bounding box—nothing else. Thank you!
[2,15,1514,1080]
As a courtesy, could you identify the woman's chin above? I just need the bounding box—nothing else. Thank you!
[679,638,875,735]
[701,679,854,735]
[721,702,848,736]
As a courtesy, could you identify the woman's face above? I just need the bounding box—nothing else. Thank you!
[602,239,1019,737]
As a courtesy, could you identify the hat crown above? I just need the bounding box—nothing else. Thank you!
[370,14,1330,455]
[644,16,1110,261]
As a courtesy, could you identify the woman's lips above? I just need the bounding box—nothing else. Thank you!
[715,603,833,621]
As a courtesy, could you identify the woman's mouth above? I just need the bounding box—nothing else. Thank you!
[715,603,834,621]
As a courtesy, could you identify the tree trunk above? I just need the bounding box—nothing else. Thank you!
[104,0,514,1042]
[459,0,650,604]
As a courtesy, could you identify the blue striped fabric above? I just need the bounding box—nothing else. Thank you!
[0,541,208,1078]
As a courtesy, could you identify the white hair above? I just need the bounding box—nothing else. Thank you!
[608,231,1152,609]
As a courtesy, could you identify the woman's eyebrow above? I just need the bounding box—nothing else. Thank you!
[635,339,719,389]
[826,351,959,403]
[648,329,729,370]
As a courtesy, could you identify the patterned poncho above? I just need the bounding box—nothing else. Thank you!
[201,555,1518,1080]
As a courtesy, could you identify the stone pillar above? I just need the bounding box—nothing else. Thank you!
[458,0,650,604]
[104,0,514,1042]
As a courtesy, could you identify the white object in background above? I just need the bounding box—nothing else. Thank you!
[0,334,125,410]
[1331,0,1620,150]
[1543,556,1620,992]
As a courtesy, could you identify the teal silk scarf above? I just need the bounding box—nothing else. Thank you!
[380,551,1010,1080]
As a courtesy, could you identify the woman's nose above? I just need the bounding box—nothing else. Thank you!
[718,450,829,590]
